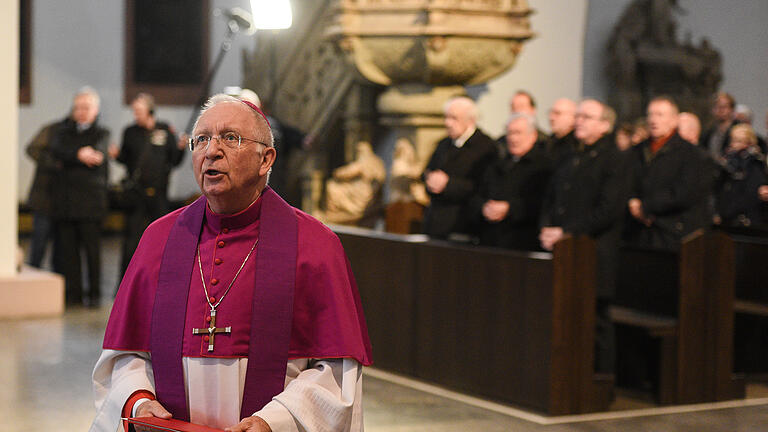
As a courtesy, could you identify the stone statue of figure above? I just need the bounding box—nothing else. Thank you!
[607,0,721,123]
[389,138,429,206]
[316,141,386,225]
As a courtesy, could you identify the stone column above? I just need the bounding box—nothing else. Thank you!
[378,84,465,167]
[0,0,19,276]
[1,1,65,318]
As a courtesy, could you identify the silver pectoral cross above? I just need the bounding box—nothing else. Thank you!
[192,308,232,352]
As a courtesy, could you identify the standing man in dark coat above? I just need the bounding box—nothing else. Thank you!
[111,93,185,277]
[423,96,498,239]
[546,97,579,163]
[25,121,59,268]
[472,113,552,250]
[50,87,110,307]
[540,99,630,374]
[625,96,713,251]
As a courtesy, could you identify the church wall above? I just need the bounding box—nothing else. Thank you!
[17,0,259,202]
[583,0,768,136]
[473,0,589,139]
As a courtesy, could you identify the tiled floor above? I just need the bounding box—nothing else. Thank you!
[5,236,768,431]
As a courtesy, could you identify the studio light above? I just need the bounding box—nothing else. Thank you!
[250,0,293,30]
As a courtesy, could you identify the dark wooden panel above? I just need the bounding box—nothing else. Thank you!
[678,231,739,402]
[335,228,608,415]
[337,231,419,375]
[732,236,768,303]
[615,247,678,317]
[413,242,555,411]
[615,231,742,404]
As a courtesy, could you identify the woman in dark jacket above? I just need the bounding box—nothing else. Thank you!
[715,124,768,227]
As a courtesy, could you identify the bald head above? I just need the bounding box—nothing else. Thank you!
[678,112,701,145]
[548,98,577,138]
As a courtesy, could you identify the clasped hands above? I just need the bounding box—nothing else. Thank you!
[482,200,510,222]
[135,400,272,432]
[77,146,104,168]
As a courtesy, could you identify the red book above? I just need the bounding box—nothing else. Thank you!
[122,417,226,432]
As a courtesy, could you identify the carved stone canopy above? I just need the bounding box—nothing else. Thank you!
[326,0,534,86]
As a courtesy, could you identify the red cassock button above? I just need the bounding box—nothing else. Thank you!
[211,278,219,286]
[204,335,210,342]
[217,241,225,248]
[209,296,216,303]
[215,258,223,265]
[222,228,229,234]
[205,316,211,323]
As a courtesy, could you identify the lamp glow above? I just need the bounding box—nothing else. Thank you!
[250,0,293,30]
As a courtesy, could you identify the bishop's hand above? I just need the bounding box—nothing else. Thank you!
[225,415,272,432]
[134,400,172,432]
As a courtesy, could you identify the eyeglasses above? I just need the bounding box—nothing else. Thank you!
[189,132,269,152]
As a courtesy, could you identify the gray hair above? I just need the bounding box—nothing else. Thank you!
[735,104,753,122]
[443,96,479,123]
[74,86,100,109]
[507,112,537,133]
[193,93,274,147]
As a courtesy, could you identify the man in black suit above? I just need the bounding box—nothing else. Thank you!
[546,97,578,163]
[422,96,497,239]
[625,96,714,251]
[472,113,552,250]
[539,98,630,374]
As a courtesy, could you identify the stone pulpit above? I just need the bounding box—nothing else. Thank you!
[326,0,535,168]
[242,0,534,219]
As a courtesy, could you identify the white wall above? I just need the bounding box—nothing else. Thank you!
[18,0,258,202]
[474,0,589,138]
[582,0,768,136]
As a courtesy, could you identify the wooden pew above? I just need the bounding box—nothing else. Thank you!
[335,225,611,415]
[721,228,768,375]
[613,230,744,404]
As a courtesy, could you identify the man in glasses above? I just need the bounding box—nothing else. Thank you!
[539,99,630,377]
[90,94,372,432]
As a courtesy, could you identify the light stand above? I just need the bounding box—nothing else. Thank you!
[184,8,252,134]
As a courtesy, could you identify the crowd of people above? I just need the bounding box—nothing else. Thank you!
[422,90,768,374]
[25,87,187,307]
[423,90,768,252]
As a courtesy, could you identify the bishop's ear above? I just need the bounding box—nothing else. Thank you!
[259,146,277,176]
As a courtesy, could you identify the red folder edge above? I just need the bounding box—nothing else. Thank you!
[122,417,226,432]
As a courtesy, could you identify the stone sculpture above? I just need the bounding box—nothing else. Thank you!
[316,141,386,225]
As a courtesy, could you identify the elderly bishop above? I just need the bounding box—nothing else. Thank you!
[90,95,372,432]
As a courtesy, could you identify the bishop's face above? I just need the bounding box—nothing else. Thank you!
[192,102,276,214]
